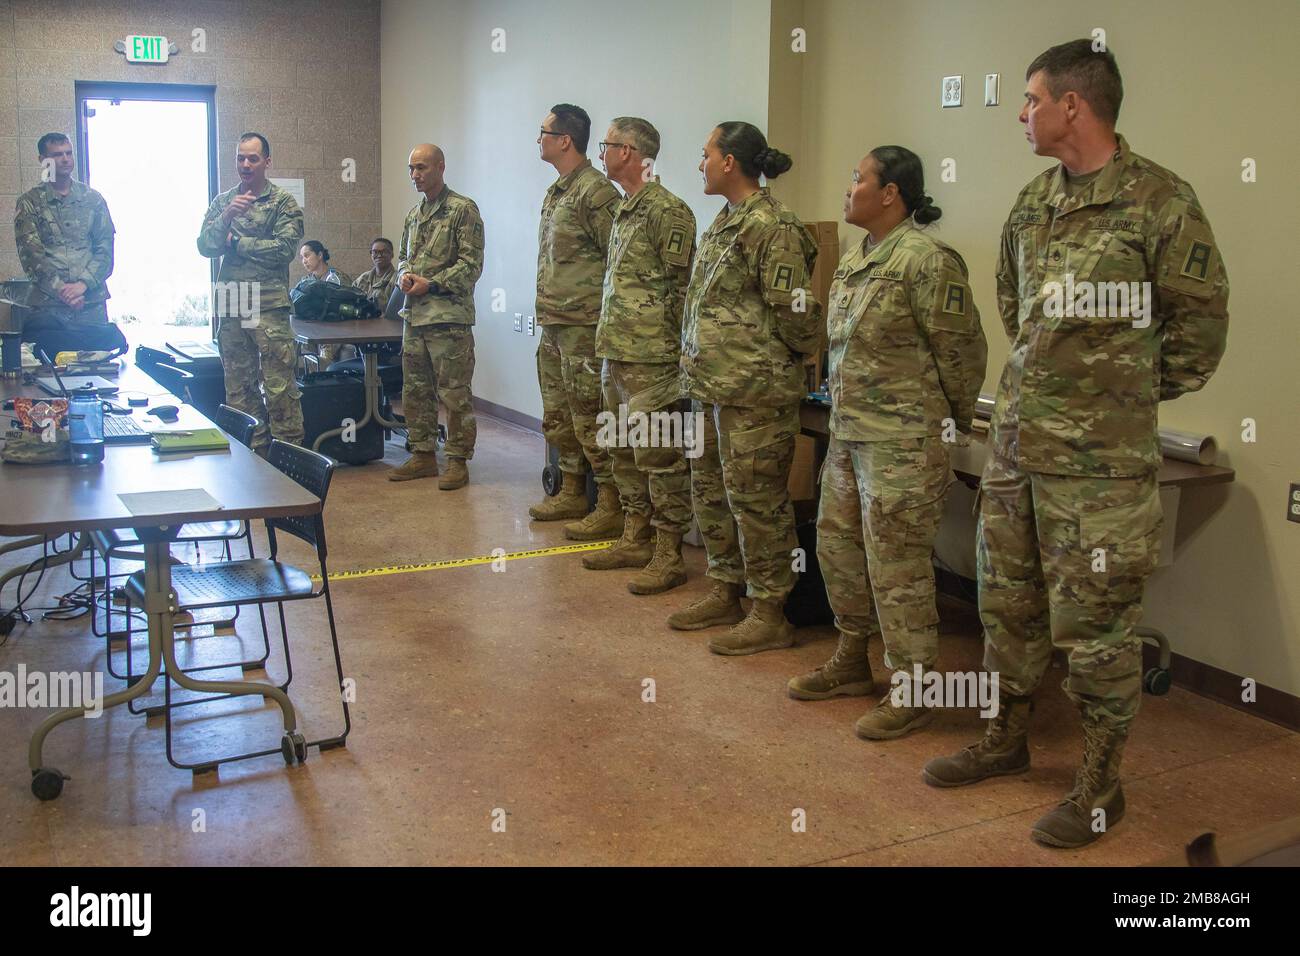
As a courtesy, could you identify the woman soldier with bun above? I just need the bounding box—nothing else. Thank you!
[786,146,987,740]
[669,122,822,656]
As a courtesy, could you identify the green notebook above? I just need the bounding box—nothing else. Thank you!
[151,428,231,454]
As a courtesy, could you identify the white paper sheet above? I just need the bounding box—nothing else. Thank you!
[118,488,224,517]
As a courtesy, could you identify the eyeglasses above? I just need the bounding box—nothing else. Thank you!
[539,128,567,138]
[598,141,634,156]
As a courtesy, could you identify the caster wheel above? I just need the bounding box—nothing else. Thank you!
[281,731,307,765]
[542,463,562,497]
[1143,667,1171,696]
[31,768,67,801]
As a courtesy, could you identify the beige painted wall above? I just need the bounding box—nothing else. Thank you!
[0,0,382,284]
[380,0,772,420]
[793,0,1299,694]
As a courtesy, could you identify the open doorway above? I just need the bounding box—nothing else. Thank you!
[75,82,217,346]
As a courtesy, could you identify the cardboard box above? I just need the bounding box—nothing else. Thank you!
[788,433,818,501]
[803,220,840,392]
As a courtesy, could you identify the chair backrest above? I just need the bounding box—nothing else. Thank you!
[265,439,335,553]
[151,362,194,405]
[214,403,258,448]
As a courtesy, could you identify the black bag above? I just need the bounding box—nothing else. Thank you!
[136,344,226,419]
[299,371,384,465]
[25,321,128,361]
[784,506,835,627]
[290,277,380,322]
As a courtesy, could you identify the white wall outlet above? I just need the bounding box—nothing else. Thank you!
[526,315,536,336]
[942,75,962,108]
[513,312,522,333]
[984,73,999,106]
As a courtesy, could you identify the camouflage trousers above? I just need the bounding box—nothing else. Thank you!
[978,451,1161,730]
[403,323,476,459]
[600,359,692,535]
[217,306,303,450]
[537,323,611,483]
[691,401,799,602]
[817,435,951,672]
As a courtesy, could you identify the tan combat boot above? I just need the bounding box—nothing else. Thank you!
[1030,717,1127,849]
[438,457,469,490]
[582,512,652,570]
[564,483,624,541]
[855,676,936,740]
[389,450,439,482]
[787,631,874,700]
[627,529,687,595]
[666,580,745,631]
[708,598,796,656]
[922,693,1032,787]
[528,471,589,521]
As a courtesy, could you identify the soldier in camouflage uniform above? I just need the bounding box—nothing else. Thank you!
[582,117,697,594]
[14,133,116,330]
[353,237,398,310]
[388,144,485,490]
[788,147,987,741]
[669,122,821,655]
[197,132,304,451]
[923,42,1229,849]
[528,104,623,537]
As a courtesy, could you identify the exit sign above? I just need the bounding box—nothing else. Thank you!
[124,35,169,64]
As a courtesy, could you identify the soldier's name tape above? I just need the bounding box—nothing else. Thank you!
[310,540,613,583]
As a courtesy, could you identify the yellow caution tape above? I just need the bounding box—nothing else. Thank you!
[312,540,613,582]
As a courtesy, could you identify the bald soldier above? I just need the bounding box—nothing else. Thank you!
[528,104,623,538]
[388,144,485,490]
[923,41,1229,849]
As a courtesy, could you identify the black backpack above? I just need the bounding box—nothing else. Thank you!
[289,277,380,322]
[24,319,128,361]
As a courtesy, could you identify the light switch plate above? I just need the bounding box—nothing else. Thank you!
[984,73,999,106]
[942,75,962,108]
[513,313,522,333]
[526,315,536,336]
[1289,483,1300,523]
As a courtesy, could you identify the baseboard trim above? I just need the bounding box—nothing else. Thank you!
[473,396,541,434]
[935,568,1299,732]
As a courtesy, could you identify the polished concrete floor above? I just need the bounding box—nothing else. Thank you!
[1,415,1296,866]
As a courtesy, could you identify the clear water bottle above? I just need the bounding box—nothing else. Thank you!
[68,393,105,465]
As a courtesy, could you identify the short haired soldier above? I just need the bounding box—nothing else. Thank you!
[668,122,821,655]
[14,132,117,329]
[197,132,305,452]
[786,146,987,739]
[388,144,485,490]
[923,41,1229,848]
[354,238,397,310]
[580,117,696,594]
[528,104,624,535]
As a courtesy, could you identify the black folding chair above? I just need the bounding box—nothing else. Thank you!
[123,440,350,772]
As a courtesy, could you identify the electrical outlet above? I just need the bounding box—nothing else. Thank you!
[513,313,522,333]
[941,75,962,108]
[526,315,536,336]
[984,73,999,106]
[1289,483,1300,523]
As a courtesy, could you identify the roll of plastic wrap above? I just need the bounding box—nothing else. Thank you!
[1159,429,1217,465]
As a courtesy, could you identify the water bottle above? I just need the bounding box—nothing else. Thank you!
[68,393,105,465]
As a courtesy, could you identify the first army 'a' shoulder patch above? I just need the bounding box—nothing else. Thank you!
[662,218,692,267]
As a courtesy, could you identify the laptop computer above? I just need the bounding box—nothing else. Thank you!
[36,373,119,397]
[31,353,150,443]
[384,284,406,322]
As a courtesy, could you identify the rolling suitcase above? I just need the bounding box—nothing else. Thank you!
[299,371,384,464]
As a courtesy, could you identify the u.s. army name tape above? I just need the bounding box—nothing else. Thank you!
[311,540,613,582]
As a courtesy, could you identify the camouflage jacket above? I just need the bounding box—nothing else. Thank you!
[828,221,987,441]
[595,179,696,363]
[14,181,116,308]
[398,186,484,327]
[992,134,1229,477]
[680,187,821,407]
[197,181,303,314]
[353,266,397,309]
[536,159,620,325]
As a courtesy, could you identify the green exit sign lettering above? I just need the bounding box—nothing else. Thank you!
[124,35,169,64]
